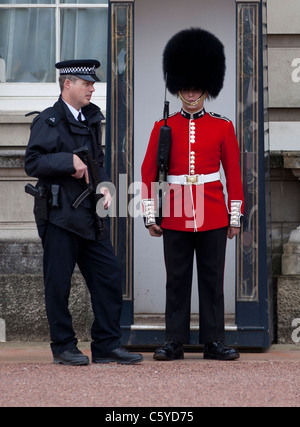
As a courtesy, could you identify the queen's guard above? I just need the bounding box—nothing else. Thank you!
[141,28,244,360]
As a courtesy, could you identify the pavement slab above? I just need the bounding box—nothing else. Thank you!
[0,342,299,408]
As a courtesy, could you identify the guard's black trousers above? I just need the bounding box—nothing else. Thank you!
[42,223,122,356]
[163,227,228,344]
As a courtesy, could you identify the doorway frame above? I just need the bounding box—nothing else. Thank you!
[106,0,273,348]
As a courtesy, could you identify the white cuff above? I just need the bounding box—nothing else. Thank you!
[142,199,156,226]
[230,200,243,227]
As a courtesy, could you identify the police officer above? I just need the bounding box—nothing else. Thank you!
[25,59,142,365]
[142,29,244,361]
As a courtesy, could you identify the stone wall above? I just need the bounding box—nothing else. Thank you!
[270,152,300,343]
[267,0,300,343]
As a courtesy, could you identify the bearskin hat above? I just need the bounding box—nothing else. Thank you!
[163,27,226,98]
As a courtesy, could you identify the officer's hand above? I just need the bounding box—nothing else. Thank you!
[72,154,89,183]
[148,224,163,237]
[227,226,240,239]
[100,186,112,210]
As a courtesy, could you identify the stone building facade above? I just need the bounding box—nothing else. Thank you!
[267,0,300,343]
[0,0,299,345]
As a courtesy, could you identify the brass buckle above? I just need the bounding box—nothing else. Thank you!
[185,174,199,185]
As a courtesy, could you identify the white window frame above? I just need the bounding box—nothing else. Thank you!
[0,2,108,112]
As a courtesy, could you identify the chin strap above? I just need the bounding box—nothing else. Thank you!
[178,90,207,106]
[230,200,243,227]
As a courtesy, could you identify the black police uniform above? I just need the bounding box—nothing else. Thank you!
[25,95,123,357]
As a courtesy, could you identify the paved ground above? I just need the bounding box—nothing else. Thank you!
[0,342,299,408]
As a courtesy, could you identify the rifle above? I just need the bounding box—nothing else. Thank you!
[72,146,105,236]
[156,80,172,226]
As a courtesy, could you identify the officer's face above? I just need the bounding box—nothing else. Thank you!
[64,78,95,110]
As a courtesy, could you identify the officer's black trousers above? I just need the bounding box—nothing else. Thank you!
[42,223,122,356]
[163,227,228,344]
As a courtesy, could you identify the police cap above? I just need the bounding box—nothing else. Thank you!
[55,59,101,82]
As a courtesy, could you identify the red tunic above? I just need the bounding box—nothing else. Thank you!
[141,110,244,232]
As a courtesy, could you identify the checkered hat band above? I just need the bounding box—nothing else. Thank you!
[59,66,96,75]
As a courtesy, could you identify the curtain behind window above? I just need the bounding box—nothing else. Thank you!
[60,8,108,82]
[0,2,108,82]
[0,6,56,82]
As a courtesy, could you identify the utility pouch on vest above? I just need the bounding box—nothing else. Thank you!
[50,184,60,208]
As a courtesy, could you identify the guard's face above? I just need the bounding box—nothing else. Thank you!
[180,89,204,107]
[65,78,95,110]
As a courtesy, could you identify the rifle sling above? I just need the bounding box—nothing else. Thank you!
[72,186,93,209]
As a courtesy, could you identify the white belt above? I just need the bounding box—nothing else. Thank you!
[167,172,220,185]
